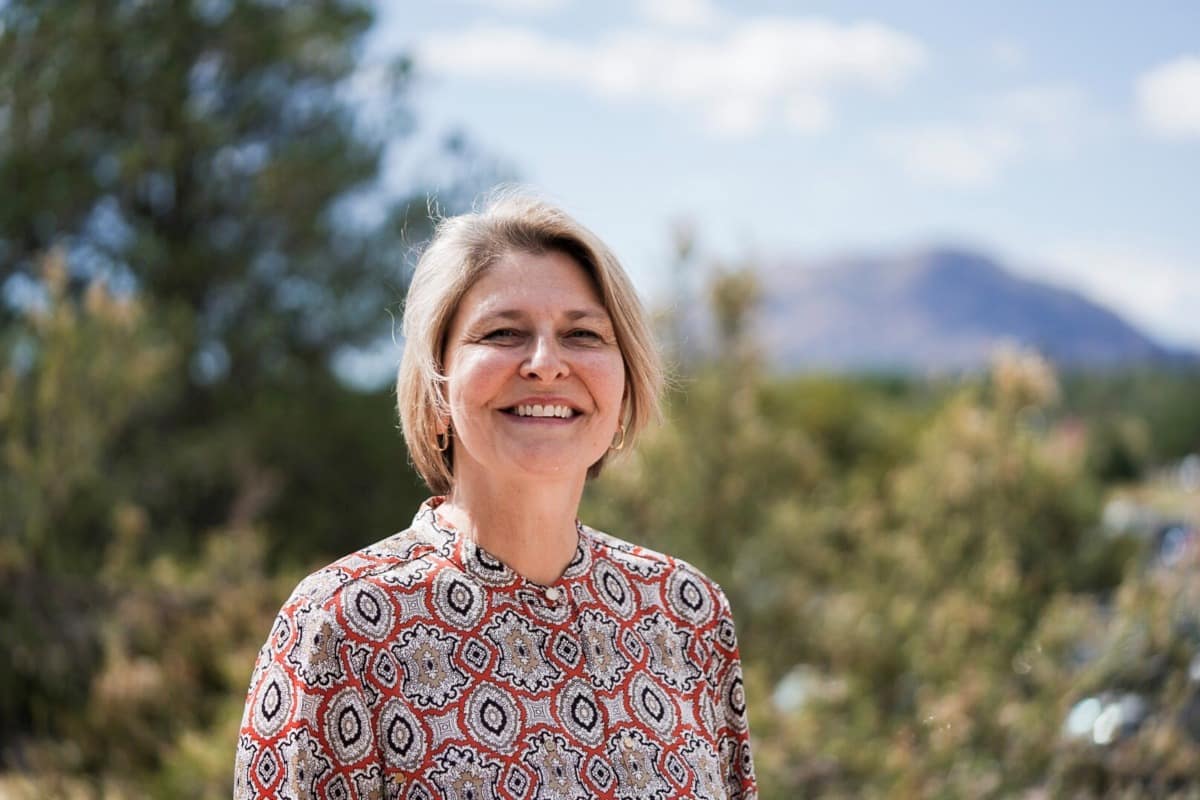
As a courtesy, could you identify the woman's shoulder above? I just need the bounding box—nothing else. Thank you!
[280,523,450,614]
[581,524,734,617]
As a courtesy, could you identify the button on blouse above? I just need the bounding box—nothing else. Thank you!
[234,497,757,799]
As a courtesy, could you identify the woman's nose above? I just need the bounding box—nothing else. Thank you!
[520,335,569,381]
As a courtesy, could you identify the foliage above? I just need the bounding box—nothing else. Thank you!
[1,252,174,754]
[1060,368,1200,479]
[1049,547,1200,796]
[0,0,453,564]
[0,261,315,795]
[1,0,415,363]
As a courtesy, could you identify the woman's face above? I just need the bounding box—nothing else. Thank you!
[442,249,626,489]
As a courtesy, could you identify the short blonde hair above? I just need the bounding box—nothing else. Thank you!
[396,192,663,495]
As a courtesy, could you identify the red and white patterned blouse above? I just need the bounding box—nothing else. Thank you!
[235,498,757,799]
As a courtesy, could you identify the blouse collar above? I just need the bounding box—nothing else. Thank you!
[413,497,594,593]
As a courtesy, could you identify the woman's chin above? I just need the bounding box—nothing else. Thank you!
[496,446,605,482]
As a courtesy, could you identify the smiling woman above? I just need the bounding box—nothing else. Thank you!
[233,192,758,799]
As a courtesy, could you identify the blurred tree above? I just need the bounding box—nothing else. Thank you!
[0,0,458,558]
[1050,540,1200,796]
[1,251,174,769]
[1061,368,1200,471]
[1,256,305,794]
[1,0,423,369]
[789,351,1107,795]
[1084,415,1152,483]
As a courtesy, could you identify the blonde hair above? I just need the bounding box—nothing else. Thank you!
[396,192,663,494]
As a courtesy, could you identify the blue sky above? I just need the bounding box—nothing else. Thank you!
[366,0,1200,349]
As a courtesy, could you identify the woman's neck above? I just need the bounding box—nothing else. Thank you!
[442,471,585,586]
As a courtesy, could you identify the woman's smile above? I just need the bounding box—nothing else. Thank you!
[501,403,581,423]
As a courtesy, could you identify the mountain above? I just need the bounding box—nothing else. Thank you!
[750,247,1191,372]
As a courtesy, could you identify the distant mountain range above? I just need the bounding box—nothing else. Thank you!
[740,247,1195,372]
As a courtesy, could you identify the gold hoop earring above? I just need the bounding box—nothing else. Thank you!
[611,423,626,451]
[435,427,451,452]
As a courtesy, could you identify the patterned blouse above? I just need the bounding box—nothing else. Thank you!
[234,498,757,799]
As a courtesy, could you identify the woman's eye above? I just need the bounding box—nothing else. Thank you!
[482,328,521,341]
[567,329,602,341]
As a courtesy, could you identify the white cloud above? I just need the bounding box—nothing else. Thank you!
[877,123,1022,187]
[1033,240,1200,348]
[636,0,724,30]
[417,18,927,136]
[992,84,1086,128]
[467,0,568,13]
[987,40,1027,71]
[990,83,1109,152]
[1137,55,1200,139]
[877,82,1101,188]
[421,26,582,79]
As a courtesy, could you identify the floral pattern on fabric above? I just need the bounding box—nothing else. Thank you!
[234,498,757,799]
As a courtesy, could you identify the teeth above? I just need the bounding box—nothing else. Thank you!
[515,404,574,418]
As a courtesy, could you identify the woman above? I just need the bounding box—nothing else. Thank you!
[234,194,757,799]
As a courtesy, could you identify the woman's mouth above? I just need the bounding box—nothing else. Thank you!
[502,404,578,419]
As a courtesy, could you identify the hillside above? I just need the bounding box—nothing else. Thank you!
[752,247,1189,372]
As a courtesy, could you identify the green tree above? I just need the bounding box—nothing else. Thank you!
[0,0,455,559]
[1,0,422,367]
[1,252,173,769]
[1050,546,1200,796]
[1,257,305,795]
[1060,368,1200,479]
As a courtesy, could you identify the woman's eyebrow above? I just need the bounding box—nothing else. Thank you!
[564,309,612,323]
[476,309,524,322]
